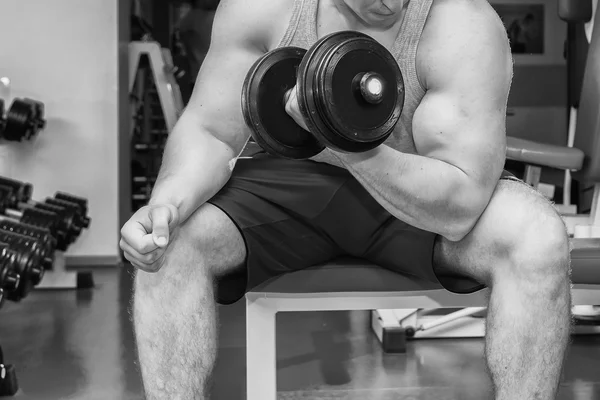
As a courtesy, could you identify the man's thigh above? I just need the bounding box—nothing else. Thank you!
[432,174,563,288]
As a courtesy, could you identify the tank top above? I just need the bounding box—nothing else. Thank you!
[277,0,434,167]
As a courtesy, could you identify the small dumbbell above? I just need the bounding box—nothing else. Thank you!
[44,198,88,232]
[0,203,64,250]
[0,177,33,205]
[0,237,44,302]
[0,186,73,250]
[0,253,20,296]
[2,97,46,142]
[18,201,81,244]
[0,219,55,270]
[0,185,88,243]
[0,178,90,231]
[0,232,44,281]
[54,192,91,228]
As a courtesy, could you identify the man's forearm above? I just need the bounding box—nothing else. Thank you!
[150,125,238,223]
[331,146,494,241]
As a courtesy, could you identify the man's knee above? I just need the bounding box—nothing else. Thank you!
[173,203,246,274]
[136,203,246,291]
[490,181,570,283]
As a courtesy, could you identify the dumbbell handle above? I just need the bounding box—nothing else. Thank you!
[355,72,385,105]
[282,71,385,112]
[4,209,22,220]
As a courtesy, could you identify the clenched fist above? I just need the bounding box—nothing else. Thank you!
[120,204,180,273]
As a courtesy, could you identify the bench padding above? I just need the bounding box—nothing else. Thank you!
[250,241,600,295]
[506,137,584,171]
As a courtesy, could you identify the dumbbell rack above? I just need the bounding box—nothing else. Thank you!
[129,41,183,210]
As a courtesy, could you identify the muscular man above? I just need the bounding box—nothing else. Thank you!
[120,0,572,399]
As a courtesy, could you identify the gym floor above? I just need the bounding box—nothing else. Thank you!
[0,266,599,400]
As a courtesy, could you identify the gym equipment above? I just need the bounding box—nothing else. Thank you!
[0,185,90,250]
[0,193,66,250]
[0,178,90,230]
[0,234,44,302]
[0,251,20,296]
[242,31,404,159]
[1,98,46,142]
[559,0,592,22]
[243,47,320,159]
[0,177,33,205]
[0,219,55,271]
[129,41,184,135]
[53,192,90,228]
[0,346,18,397]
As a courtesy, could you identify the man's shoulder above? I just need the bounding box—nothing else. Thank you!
[427,0,504,28]
[417,0,511,88]
[214,0,296,50]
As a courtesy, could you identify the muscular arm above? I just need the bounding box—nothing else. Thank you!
[150,0,289,222]
[332,0,513,241]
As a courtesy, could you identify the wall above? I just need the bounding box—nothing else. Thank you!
[490,0,569,147]
[0,0,128,265]
[507,65,568,145]
[490,0,570,185]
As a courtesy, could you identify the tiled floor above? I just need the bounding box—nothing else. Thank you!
[0,266,599,400]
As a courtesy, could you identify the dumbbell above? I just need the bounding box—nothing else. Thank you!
[2,98,46,142]
[0,219,55,271]
[54,192,91,228]
[0,177,33,205]
[0,250,20,297]
[242,31,405,159]
[0,177,90,231]
[0,233,45,302]
[0,196,65,251]
[0,187,83,249]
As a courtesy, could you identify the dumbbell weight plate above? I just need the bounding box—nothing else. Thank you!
[242,47,325,159]
[23,98,46,133]
[297,31,404,153]
[3,99,35,142]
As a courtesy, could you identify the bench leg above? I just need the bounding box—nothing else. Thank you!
[246,299,277,400]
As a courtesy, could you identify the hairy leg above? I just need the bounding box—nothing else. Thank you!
[434,179,572,400]
[133,204,246,400]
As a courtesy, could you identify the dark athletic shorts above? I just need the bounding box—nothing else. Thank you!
[208,152,516,305]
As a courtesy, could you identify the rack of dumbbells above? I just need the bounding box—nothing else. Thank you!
[0,93,48,396]
[129,41,184,211]
[0,176,92,292]
[0,176,91,396]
